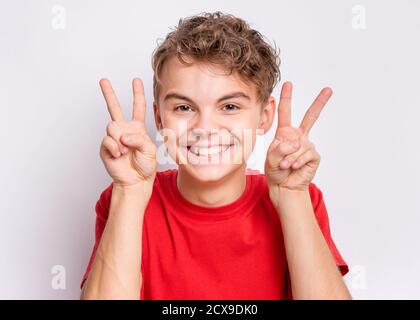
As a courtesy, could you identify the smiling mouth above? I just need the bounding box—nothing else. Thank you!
[187,144,233,157]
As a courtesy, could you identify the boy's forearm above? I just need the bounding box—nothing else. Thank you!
[81,184,150,300]
[271,188,352,300]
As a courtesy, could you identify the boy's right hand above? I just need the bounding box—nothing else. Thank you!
[99,78,157,189]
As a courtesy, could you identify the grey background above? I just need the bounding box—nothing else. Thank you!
[1,0,419,299]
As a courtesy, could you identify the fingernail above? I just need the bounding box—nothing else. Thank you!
[281,159,289,167]
[123,135,130,142]
[122,147,129,153]
[293,141,299,148]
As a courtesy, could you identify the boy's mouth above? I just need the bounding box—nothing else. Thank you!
[186,144,233,158]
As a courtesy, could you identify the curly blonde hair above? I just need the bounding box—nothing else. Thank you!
[151,11,281,105]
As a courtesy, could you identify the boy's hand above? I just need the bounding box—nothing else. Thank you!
[99,78,157,189]
[264,82,332,194]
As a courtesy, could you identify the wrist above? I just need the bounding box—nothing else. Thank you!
[113,177,155,194]
[112,181,153,207]
[269,185,310,209]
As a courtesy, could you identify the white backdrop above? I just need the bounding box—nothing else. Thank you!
[1,0,419,299]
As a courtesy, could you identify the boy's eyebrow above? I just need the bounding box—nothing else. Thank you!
[163,91,251,104]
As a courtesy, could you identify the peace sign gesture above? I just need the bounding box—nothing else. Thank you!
[99,78,157,189]
[264,81,332,194]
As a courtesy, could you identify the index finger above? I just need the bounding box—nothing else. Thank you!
[132,78,146,123]
[99,78,125,121]
[276,82,293,135]
[299,87,333,135]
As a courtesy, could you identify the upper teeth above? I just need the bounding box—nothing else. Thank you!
[189,145,230,156]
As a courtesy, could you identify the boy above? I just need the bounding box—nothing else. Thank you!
[80,11,351,300]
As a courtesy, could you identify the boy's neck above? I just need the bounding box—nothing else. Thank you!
[176,165,247,207]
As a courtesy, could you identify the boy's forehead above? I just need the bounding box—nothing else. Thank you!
[159,55,257,102]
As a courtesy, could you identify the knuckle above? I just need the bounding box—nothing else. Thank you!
[285,152,296,162]
[267,156,276,168]
[109,121,121,132]
[101,136,110,146]
[277,144,288,155]
[106,121,115,135]
[104,136,119,149]
[266,151,277,167]
[107,126,124,144]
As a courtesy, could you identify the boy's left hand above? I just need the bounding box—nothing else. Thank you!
[264,81,332,194]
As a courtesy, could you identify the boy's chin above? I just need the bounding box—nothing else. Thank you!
[179,163,243,183]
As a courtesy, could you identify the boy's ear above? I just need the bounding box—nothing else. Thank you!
[153,101,163,130]
[258,96,276,134]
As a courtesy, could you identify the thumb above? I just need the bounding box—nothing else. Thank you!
[276,139,300,158]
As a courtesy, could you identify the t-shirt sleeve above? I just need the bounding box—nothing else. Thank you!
[309,182,349,276]
[80,182,113,290]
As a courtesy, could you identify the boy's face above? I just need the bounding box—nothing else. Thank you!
[153,55,276,182]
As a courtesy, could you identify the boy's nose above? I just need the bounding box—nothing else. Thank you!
[188,112,223,144]
[193,111,219,133]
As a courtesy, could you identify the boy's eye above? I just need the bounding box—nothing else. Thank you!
[173,104,239,112]
[222,104,240,111]
[174,105,193,112]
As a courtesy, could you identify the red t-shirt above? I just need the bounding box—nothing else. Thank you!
[81,169,348,299]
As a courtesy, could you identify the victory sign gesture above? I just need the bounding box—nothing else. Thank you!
[99,78,157,189]
[265,82,332,194]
